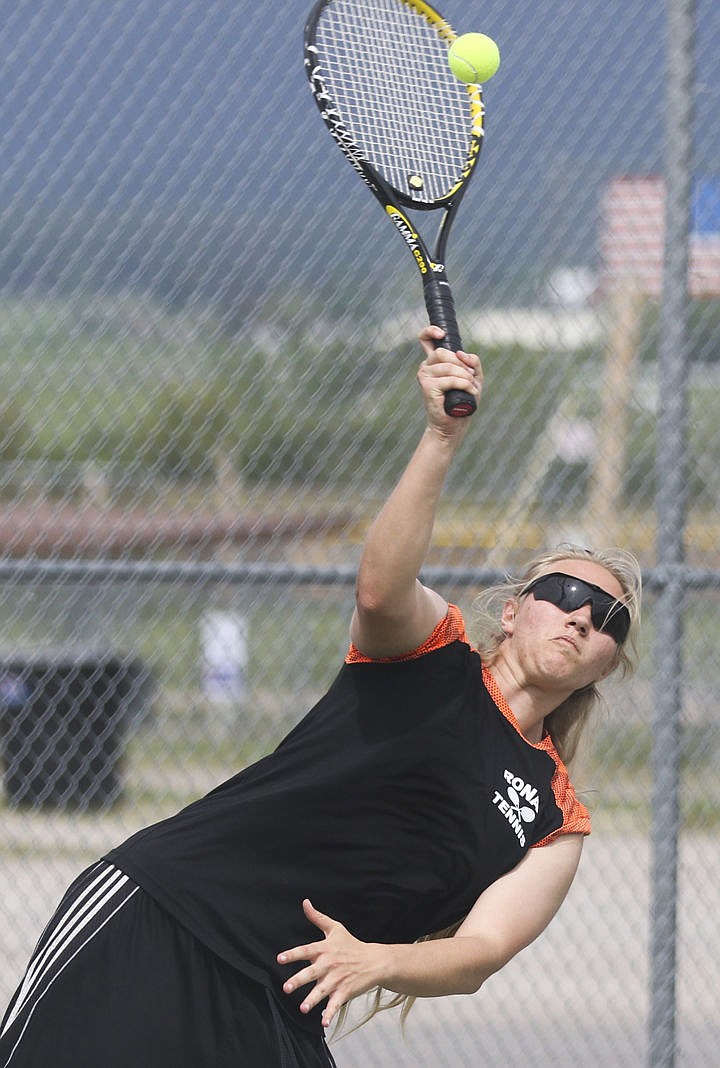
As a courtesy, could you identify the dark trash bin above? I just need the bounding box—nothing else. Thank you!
[0,652,151,810]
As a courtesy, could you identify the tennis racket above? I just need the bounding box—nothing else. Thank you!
[304,0,487,417]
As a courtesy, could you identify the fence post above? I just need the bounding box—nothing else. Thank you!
[650,1,695,1065]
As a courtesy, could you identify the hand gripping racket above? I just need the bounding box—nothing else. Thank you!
[304,0,486,417]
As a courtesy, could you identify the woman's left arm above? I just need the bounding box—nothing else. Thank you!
[277,834,583,1028]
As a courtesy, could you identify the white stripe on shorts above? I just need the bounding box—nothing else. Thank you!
[1,861,138,1064]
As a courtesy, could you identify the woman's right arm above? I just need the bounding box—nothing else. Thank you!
[350,327,482,659]
[278,834,583,1029]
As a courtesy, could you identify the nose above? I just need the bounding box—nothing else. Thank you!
[566,605,592,635]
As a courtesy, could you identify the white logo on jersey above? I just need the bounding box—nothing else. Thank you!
[492,770,540,847]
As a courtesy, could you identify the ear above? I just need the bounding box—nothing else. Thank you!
[500,598,518,637]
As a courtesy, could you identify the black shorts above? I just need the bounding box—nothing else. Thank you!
[0,862,337,1068]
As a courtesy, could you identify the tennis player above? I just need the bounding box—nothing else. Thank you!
[0,327,641,1067]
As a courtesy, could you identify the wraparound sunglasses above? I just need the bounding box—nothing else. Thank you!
[522,572,631,645]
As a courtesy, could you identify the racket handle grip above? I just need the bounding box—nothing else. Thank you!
[423,277,477,418]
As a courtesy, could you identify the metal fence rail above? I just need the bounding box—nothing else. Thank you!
[0,1,719,1065]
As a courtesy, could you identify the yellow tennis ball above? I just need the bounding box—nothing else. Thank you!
[448,33,501,84]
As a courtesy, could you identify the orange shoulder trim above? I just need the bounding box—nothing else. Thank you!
[345,603,468,664]
[534,758,592,844]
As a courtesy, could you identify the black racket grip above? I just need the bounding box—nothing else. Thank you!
[423,277,476,418]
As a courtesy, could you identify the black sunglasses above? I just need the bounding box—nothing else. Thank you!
[522,572,631,644]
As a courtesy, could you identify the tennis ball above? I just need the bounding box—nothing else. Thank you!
[448,33,501,84]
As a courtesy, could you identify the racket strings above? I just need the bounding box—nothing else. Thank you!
[313,0,478,203]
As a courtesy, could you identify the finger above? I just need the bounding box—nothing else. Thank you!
[457,350,482,374]
[302,898,334,934]
[423,343,455,362]
[299,981,333,1017]
[425,347,479,371]
[276,940,322,965]
[419,324,445,343]
[418,324,445,356]
[418,362,480,397]
[281,964,318,994]
[320,991,345,1030]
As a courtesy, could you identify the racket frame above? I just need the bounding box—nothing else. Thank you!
[304,0,486,416]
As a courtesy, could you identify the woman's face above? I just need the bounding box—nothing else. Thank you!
[500,558,624,693]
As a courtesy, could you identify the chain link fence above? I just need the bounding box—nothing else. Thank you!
[0,1,718,1064]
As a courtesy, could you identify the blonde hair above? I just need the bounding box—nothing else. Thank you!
[334,545,642,1038]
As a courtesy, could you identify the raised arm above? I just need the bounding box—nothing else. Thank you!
[350,326,482,659]
[278,834,583,1028]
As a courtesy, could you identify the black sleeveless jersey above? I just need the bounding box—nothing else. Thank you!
[106,609,589,1031]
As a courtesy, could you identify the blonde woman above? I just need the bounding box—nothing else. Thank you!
[0,329,641,1067]
[275,328,641,1037]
